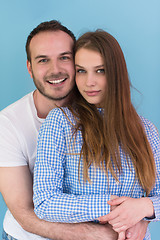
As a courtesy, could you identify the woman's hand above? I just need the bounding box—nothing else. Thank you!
[98,196,154,232]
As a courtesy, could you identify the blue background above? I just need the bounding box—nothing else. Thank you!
[0,0,159,238]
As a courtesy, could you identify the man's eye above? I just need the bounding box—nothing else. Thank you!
[60,56,70,60]
[38,59,48,63]
[97,69,105,73]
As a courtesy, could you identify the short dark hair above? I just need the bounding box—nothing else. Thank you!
[26,20,76,62]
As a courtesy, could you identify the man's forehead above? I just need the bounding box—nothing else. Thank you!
[30,31,73,51]
[30,31,74,58]
[31,30,73,45]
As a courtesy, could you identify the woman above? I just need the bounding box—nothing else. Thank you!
[33,30,160,240]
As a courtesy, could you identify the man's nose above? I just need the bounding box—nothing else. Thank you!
[50,60,61,74]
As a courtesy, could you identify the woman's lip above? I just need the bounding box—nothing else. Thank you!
[85,90,100,96]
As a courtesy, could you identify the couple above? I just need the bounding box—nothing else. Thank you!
[0,20,159,240]
[33,23,160,240]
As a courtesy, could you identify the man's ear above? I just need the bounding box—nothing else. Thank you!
[27,60,33,78]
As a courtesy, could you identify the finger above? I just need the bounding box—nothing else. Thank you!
[98,219,108,224]
[98,213,110,222]
[118,231,126,240]
[98,207,120,222]
[113,225,127,233]
[108,196,128,206]
[125,231,132,239]
[109,219,123,228]
[126,229,138,240]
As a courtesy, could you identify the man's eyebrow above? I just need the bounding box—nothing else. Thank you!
[34,52,73,60]
[35,55,47,60]
[60,51,73,56]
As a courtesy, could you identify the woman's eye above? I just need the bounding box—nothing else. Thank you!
[97,69,105,73]
[76,69,86,73]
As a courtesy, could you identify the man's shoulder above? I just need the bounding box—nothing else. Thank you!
[1,92,33,113]
[0,92,35,129]
[0,92,34,119]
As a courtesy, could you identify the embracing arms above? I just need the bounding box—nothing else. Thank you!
[0,166,119,240]
[0,111,117,240]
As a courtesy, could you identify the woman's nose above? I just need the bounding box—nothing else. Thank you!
[85,73,96,86]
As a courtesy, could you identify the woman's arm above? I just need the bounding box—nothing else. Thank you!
[33,109,113,223]
[98,119,160,233]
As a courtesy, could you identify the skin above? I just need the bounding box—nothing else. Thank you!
[98,196,154,232]
[0,30,118,240]
[27,30,75,118]
[125,221,149,240]
[75,48,107,107]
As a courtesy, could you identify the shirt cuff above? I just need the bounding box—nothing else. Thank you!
[144,196,160,222]
[82,194,111,220]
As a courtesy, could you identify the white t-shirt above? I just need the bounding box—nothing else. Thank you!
[0,92,47,240]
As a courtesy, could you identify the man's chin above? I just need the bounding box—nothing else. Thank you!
[44,91,72,102]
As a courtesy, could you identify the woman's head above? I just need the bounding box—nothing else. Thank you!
[75,30,131,111]
[75,47,107,107]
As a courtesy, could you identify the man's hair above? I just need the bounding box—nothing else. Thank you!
[26,20,76,62]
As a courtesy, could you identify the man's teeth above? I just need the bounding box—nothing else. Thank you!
[48,78,66,84]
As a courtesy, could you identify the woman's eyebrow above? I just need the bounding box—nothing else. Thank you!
[75,64,84,68]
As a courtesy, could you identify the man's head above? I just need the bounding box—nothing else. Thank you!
[26,20,76,62]
[26,20,75,103]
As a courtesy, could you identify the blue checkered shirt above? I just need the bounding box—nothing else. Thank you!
[33,107,160,240]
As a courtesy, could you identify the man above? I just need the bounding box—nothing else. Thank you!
[0,20,147,240]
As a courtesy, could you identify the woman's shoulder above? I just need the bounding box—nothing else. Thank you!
[140,116,158,134]
[140,116,159,147]
[46,107,76,126]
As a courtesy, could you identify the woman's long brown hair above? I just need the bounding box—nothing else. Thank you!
[67,30,156,196]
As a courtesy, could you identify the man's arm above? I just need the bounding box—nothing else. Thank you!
[0,166,118,240]
[0,166,55,238]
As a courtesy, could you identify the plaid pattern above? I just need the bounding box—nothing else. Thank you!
[33,107,160,240]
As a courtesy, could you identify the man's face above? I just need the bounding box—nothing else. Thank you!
[27,30,75,101]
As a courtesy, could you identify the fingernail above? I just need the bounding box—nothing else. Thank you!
[126,232,131,238]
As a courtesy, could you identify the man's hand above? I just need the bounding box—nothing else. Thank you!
[116,220,148,240]
[126,220,149,240]
[117,231,125,240]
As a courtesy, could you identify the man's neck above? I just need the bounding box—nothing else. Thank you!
[33,90,69,119]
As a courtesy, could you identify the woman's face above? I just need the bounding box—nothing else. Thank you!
[75,48,107,107]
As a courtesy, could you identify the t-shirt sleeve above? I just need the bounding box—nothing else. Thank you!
[0,115,27,166]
